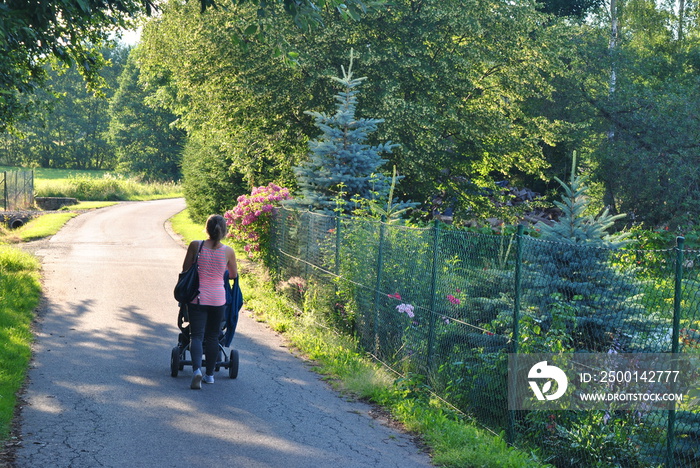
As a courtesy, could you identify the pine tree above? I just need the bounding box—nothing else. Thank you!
[291,52,397,212]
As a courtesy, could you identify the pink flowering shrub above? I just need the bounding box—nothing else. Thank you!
[225,183,292,259]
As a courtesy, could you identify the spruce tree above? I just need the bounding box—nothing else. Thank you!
[524,170,642,352]
[291,53,397,212]
[535,175,628,248]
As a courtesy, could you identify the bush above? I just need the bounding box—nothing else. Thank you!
[181,137,248,222]
[225,183,291,263]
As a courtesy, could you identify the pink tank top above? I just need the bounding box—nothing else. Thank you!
[195,243,227,306]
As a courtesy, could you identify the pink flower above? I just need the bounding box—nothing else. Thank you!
[387,293,402,300]
[447,294,460,305]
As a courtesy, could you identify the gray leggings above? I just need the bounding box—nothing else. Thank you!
[188,303,225,375]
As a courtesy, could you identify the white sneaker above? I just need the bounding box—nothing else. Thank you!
[191,369,202,389]
[203,374,214,384]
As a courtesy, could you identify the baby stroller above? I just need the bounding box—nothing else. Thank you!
[170,272,242,380]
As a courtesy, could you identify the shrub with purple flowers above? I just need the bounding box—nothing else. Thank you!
[225,183,291,260]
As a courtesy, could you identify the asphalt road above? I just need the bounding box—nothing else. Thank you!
[13,199,433,468]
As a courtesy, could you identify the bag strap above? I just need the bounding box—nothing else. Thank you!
[187,241,204,308]
[194,240,204,264]
[195,241,204,305]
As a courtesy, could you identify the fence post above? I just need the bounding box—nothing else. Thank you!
[304,212,312,279]
[8,171,15,210]
[507,224,525,445]
[372,216,387,354]
[426,219,441,372]
[29,170,34,208]
[335,215,341,276]
[272,209,283,279]
[666,236,684,468]
[2,171,7,211]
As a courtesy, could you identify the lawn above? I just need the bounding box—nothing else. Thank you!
[0,166,181,201]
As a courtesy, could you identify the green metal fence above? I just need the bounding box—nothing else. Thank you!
[271,208,700,467]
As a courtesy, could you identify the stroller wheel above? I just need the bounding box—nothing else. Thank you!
[170,347,180,377]
[228,349,239,379]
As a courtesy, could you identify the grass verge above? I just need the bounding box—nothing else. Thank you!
[0,202,116,244]
[0,247,41,439]
[0,213,78,244]
[171,209,547,468]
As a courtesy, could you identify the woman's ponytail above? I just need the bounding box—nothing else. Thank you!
[206,215,227,243]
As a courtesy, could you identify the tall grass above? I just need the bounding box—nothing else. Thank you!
[0,246,41,439]
[36,174,181,201]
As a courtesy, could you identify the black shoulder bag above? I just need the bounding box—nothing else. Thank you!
[174,241,203,303]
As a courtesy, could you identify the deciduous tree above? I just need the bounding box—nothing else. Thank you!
[139,0,573,222]
[108,48,184,181]
[0,0,381,130]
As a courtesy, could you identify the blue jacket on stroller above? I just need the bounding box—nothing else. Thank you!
[222,271,243,347]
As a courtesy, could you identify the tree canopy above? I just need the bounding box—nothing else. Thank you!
[108,48,184,180]
[0,0,154,130]
[0,0,382,130]
[138,0,574,219]
[4,0,700,229]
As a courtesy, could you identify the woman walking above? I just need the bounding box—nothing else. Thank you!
[181,215,238,389]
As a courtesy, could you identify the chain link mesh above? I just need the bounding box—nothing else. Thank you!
[1,170,34,211]
[271,208,700,467]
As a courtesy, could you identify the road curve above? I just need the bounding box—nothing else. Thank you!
[13,199,433,468]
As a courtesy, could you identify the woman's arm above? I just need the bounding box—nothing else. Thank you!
[182,240,200,272]
[227,246,238,279]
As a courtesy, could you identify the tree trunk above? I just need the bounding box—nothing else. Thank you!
[608,0,618,139]
[678,0,685,41]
